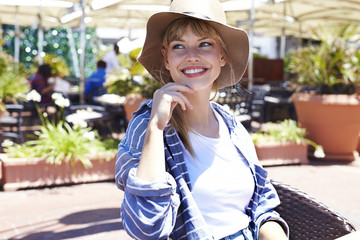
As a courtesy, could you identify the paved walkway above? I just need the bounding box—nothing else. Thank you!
[267,159,360,231]
[0,182,132,240]
[1,159,359,240]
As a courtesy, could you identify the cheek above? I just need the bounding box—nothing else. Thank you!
[165,53,182,71]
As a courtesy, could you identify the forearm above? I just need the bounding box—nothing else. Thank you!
[259,221,288,240]
[122,168,180,240]
[136,121,166,182]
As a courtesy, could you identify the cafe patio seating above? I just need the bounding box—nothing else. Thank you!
[215,84,253,131]
[271,180,356,240]
[0,104,24,144]
[65,104,112,137]
[250,84,271,123]
[263,82,295,122]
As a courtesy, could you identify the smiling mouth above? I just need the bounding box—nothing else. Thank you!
[182,68,207,75]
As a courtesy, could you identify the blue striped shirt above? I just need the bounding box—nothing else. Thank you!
[116,100,289,240]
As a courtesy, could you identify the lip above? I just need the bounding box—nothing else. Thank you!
[181,66,208,77]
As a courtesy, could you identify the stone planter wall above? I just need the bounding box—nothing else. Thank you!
[0,153,116,191]
[255,142,308,166]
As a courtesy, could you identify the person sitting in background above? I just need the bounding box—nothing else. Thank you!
[29,63,54,104]
[85,60,107,104]
[102,43,120,74]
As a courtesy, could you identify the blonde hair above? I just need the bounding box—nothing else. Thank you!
[161,18,234,155]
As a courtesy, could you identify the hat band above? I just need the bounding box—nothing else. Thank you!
[183,12,211,20]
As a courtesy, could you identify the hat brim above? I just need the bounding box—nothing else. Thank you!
[138,12,249,89]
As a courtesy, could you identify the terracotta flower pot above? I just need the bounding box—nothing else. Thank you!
[255,142,308,166]
[123,93,148,122]
[0,153,116,191]
[293,93,360,162]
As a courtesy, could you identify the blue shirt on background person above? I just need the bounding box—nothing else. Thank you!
[85,60,107,103]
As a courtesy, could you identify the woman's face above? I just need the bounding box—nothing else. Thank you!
[162,25,226,91]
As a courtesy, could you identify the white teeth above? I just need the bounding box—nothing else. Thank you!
[183,68,205,74]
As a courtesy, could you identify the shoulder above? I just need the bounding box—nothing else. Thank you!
[30,74,46,85]
[30,73,41,81]
[127,100,152,127]
[211,101,236,123]
[87,70,106,80]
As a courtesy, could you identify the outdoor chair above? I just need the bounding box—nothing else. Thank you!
[263,82,295,122]
[271,180,356,240]
[250,84,271,123]
[215,85,253,131]
[0,103,24,144]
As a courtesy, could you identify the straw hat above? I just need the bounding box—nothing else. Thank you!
[138,0,249,89]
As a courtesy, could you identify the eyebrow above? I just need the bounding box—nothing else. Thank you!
[175,36,211,42]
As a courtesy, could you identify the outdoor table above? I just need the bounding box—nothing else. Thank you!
[94,94,126,106]
[66,85,81,104]
[94,94,128,132]
[65,105,113,136]
[65,108,108,124]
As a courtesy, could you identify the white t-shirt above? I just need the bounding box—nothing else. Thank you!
[183,108,255,240]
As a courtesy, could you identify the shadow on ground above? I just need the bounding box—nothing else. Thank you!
[10,208,123,240]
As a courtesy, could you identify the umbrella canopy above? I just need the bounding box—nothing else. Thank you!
[250,0,360,38]
[0,0,73,27]
[2,0,360,38]
[62,0,265,29]
[56,0,170,28]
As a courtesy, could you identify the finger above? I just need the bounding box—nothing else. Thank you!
[155,87,192,109]
[173,92,193,110]
[168,92,193,111]
[163,83,195,94]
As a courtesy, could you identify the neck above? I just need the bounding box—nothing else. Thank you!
[184,89,219,138]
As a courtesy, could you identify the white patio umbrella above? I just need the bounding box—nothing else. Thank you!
[251,0,360,57]
[59,0,267,90]
[268,1,359,34]
[0,0,74,63]
[0,0,279,95]
[228,0,360,38]
[0,1,72,27]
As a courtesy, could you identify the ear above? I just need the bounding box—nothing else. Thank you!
[220,53,226,67]
[161,48,170,70]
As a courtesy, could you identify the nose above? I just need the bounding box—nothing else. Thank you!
[185,47,200,62]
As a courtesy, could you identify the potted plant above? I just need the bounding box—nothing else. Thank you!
[0,51,30,113]
[30,54,71,78]
[104,47,161,121]
[286,24,360,162]
[250,119,324,166]
[0,91,118,191]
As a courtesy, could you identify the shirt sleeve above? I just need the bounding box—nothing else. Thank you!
[252,168,290,238]
[115,111,181,240]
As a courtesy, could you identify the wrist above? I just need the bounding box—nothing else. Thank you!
[148,116,167,131]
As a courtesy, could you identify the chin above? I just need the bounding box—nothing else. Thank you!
[186,82,213,92]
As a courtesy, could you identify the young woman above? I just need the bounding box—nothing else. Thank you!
[115,0,289,239]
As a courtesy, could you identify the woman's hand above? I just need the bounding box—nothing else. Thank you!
[136,83,193,182]
[150,83,194,130]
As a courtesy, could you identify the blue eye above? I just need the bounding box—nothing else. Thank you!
[200,41,212,47]
[173,44,184,49]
